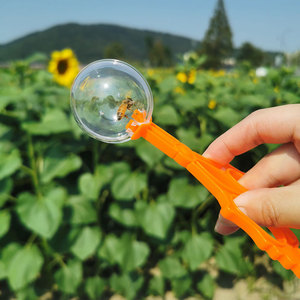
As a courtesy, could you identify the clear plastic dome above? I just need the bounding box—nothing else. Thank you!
[71,59,153,143]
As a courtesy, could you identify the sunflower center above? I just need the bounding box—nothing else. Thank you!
[57,59,68,74]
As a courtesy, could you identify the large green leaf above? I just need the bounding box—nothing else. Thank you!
[85,276,106,300]
[22,109,71,135]
[212,107,241,128]
[0,149,22,180]
[159,257,187,279]
[71,226,101,260]
[175,92,205,112]
[110,273,143,300]
[135,141,164,168]
[0,178,13,208]
[7,245,43,290]
[112,172,147,201]
[0,243,22,280]
[109,203,137,227]
[65,196,97,225]
[215,237,252,276]
[54,260,82,294]
[176,128,202,151]
[0,211,11,238]
[98,234,150,272]
[79,173,102,200]
[168,177,208,208]
[197,273,215,299]
[17,188,66,238]
[149,275,165,296]
[40,146,82,183]
[135,201,175,239]
[153,105,180,126]
[171,275,192,298]
[181,233,214,271]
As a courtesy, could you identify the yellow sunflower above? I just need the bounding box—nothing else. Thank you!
[48,48,79,88]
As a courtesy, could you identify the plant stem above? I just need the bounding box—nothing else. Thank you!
[27,134,42,199]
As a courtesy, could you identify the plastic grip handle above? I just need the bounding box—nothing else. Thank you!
[126,110,300,277]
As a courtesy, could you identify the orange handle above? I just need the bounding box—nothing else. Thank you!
[127,110,300,277]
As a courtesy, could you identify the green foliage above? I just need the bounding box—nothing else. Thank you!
[237,42,265,67]
[0,55,299,299]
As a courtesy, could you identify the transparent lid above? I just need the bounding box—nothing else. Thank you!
[70,59,153,143]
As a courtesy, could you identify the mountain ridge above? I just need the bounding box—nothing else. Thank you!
[0,23,200,63]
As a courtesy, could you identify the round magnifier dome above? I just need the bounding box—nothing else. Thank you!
[70,59,153,143]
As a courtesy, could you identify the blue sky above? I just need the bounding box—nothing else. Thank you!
[1,0,300,52]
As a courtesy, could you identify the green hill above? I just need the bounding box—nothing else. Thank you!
[0,23,200,63]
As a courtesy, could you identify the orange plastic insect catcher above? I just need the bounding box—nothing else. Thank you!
[126,110,300,278]
[71,59,300,278]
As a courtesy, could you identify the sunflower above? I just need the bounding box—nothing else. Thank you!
[48,48,79,88]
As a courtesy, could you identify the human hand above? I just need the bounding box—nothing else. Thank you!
[203,104,300,235]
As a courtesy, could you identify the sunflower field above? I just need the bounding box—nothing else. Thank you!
[0,51,300,300]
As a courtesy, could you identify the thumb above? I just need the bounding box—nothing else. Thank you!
[234,185,300,228]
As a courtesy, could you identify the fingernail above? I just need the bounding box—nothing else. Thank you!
[214,215,238,235]
[234,193,250,216]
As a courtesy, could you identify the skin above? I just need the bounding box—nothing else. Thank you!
[202,104,300,235]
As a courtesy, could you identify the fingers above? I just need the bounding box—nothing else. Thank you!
[239,143,300,189]
[215,185,300,236]
[203,104,300,165]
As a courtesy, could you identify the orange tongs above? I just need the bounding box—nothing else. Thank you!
[126,110,300,278]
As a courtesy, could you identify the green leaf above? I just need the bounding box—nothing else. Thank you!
[71,226,101,260]
[0,211,11,238]
[0,178,13,208]
[0,243,22,280]
[159,257,187,279]
[197,273,215,299]
[85,276,106,300]
[135,201,175,239]
[181,233,214,270]
[54,260,82,294]
[109,203,137,227]
[176,128,202,151]
[135,141,164,168]
[212,107,241,128]
[168,177,208,208]
[17,188,66,239]
[0,261,6,280]
[49,226,81,254]
[99,234,150,272]
[8,245,43,290]
[171,275,192,298]
[110,273,143,300]
[112,172,147,201]
[16,286,38,300]
[149,275,164,296]
[79,173,102,200]
[40,146,82,183]
[215,237,252,276]
[175,92,205,112]
[0,149,22,180]
[272,261,294,281]
[66,196,97,225]
[154,105,180,126]
[22,109,71,135]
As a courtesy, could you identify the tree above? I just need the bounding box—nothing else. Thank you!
[145,36,173,67]
[104,42,124,59]
[237,42,265,67]
[199,0,233,69]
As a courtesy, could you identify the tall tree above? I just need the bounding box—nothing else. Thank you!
[200,0,233,69]
[237,42,265,67]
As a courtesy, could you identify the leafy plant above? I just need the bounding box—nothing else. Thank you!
[0,56,298,299]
